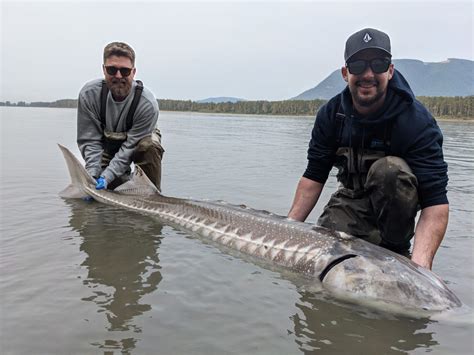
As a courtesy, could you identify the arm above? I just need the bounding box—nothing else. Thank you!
[288,177,324,222]
[288,101,337,222]
[411,204,449,270]
[77,90,104,178]
[399,108,449,269]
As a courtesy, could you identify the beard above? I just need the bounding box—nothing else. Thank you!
[349,79,385,107]
[106,77,132,100]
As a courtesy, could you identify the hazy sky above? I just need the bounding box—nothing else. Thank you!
[1,0,473,102]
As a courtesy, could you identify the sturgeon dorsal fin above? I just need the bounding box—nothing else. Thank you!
[114,165,160,196]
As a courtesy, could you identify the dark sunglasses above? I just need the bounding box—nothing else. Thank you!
[346,58,391,75]
[104,66,133,77]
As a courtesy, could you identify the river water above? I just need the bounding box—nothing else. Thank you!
[1,107,473,354]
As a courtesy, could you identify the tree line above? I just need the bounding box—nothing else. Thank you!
[1,99,78,108]
[416,96,473,119]
[158,99,328,116]
[1,96,472,119]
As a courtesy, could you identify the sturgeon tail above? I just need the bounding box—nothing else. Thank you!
[58,144,96,198]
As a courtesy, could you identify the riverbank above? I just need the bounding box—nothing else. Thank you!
[2,95,472,120]
[436,116,474,122]
[0,105,472,121]
[159,110,474,121]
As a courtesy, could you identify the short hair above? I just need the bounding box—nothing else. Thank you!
[103,42,136,66]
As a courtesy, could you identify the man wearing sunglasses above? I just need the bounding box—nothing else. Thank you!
[288,28,448,271]
[77,42,163,192]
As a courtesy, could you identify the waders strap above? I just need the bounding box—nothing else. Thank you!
[125,80,143,131]
[99,80,109,129]
[334,103,346,147]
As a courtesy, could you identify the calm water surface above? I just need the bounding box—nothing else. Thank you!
[1,107,473,354]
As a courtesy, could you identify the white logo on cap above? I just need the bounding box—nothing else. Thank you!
[363,33,372,43]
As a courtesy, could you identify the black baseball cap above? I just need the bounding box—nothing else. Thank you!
[344,28,391,62]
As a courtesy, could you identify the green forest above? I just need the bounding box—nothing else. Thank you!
[1,96,472,119]
[416,96,473,119]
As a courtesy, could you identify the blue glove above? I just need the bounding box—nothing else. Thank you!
[95,176,107,190]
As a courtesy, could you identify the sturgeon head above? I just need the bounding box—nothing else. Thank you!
[318,236,462,312]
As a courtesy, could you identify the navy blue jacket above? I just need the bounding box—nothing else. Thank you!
[304,70,448,209]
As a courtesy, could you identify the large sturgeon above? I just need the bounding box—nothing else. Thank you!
[59,144,461,314]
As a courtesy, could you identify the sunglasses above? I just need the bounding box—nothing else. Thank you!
[346,58,391,75]
[104,66,133,77]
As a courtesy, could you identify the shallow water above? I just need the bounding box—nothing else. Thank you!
[1,107,473,354]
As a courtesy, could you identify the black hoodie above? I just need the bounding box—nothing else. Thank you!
[304,70,448,209]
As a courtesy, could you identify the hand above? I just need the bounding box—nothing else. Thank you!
[95,176,107,190]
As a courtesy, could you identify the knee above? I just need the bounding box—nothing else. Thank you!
[136,136,153,151]
[136,135,164,154]
[134,135,164,163]
[367,156,412,183]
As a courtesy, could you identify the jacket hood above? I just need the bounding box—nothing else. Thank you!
[340,69,415,125]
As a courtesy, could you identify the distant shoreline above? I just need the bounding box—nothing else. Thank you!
[159,110,474,122]
[1,105,472,121]
[432,116,474,122]
[1,96,473,120]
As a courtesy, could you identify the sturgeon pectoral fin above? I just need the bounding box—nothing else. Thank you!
[114,166,160,196]
[58,184,90,199]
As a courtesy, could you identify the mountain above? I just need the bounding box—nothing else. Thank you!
[197,97,246,104]
[293,58,474,100]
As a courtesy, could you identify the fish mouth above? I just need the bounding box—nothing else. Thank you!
[319,254,358,282]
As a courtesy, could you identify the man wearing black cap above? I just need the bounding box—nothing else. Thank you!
[288,28,449,270]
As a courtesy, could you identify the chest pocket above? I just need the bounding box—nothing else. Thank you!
[332,111,393,191]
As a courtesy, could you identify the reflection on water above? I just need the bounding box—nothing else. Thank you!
[291,289,437,354]
[66,200,163,353]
